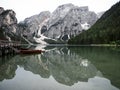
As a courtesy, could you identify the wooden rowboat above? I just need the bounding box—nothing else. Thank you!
[20,50,43,54]
[6,45,44,55]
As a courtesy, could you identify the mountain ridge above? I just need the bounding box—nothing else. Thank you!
[0,3,104,44]
[68,2,120,45]
[20,3,98,44]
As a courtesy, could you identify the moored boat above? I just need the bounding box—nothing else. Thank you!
[20,50,43,54]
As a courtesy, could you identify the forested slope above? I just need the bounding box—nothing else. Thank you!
[68,2,120,44]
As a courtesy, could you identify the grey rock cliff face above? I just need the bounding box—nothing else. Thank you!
[43,4,98,41]
[0,7,4,14]
[97,11,105,18]
[20,11,51,42]
[0,7,18,41]
[20,4,98,43]
[47,3,74,28]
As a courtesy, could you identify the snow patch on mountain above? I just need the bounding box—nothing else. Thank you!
[34,35,48,44]
[37,18,50,36]
[20,3,98,44]
[44,4,98,42]
[81,22,90,30]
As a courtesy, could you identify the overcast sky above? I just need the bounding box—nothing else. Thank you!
[0,0,119,22]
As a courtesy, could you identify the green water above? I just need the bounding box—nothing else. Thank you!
[0,45,120,90]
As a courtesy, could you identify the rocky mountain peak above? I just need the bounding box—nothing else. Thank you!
[24,11,50,23]
[48,3,74,28]
[56,3,74,13]
[0,7,4,14]
[19,11,51,42]
[68,1,120,45]
[0,9,17,25]
[97,11,105,18]
[0,7,19,41]
[43,4,98,42]
[19,3,99,44]
[74,6,89,12]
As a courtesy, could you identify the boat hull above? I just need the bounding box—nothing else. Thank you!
[20,50,43,54]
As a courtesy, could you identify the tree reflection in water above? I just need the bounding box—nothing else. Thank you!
[0,45,120,90]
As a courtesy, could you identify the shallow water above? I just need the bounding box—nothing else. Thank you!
[0,45,120,90]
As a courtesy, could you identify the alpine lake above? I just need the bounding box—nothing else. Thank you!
[0,44,120,90]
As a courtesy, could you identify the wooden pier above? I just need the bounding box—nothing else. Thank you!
[0,40,21,56]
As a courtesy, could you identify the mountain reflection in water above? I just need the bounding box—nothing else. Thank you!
[0,45,120,90]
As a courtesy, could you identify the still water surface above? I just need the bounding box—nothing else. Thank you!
[0,45,120,90]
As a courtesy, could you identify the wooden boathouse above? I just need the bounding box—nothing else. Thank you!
[0,40,21,56]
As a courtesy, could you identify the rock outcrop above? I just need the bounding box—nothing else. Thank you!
[44,4,98,41]
[19,11,51,43]
[68,1,120,44]
[0,7,29,43]
[0,7,4,14]
[97,11,105,18]
[0,7,18,41]
[20,4,98,44]
[0,3,99,44]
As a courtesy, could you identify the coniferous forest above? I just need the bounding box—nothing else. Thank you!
[68,2,120,45]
